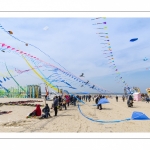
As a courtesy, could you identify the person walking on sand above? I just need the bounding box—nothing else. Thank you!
[95,95,101,109]
[97,96,103,110]
[122,95,125,102]
[127,95,134,107]
[116,95,118,102]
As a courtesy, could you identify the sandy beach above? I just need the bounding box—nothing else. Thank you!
[0,97,150,133]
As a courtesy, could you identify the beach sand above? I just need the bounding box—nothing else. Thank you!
[0,97,150,132]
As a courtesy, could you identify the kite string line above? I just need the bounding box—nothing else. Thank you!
[5,63,26,92]
[77,104,131,123]
[22,55,59,92]
[30,58,76,89]
[0,40,109,94]
[0,24,111,94]
[92,17,129,88]
[0,24,70,73]
[77,96,134,120]
[0,34,25,95]
[1,42,108,94]
[0,41,102,92]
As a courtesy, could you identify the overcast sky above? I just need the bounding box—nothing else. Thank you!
[0,18,150,93]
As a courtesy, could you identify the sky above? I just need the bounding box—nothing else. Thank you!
[0,17,150,93]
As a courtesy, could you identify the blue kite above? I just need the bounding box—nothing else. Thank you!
[143,57,148,61]
[98,98,110,105]
[130,38,138,42]
[131,111,150,120]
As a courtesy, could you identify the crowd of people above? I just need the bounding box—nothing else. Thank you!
[26,94,79,119]
[26,93,150,118]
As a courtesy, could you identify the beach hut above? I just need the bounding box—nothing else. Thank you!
[133,92,141,101]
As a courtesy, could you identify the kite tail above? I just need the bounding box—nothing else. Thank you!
[78,104,131,123]
[5,63,26,92]
[22,55,59,92]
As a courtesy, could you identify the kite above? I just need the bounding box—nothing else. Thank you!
[143,57,148,61]
[5,64,26,92]
[98,98,109,105]
[3,77,6,81]
[6,77,10,80]
[96,32,108,34]
[0,26,112,94]
[91,85,95,89]
[80,73,84,77]
[131,111,150,120]
[97,22,106,24]
[43,26,49,30]
[8,31,13,34]
[25,43,28,46]
[85,80,89,85]
[130,38,138,42]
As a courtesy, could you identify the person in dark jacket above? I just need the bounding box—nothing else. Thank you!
[127,95,134,107]
[73,96,77,106]
[58,96,63,110]
[39,104,50,119]
[95,96,100,109]
[43,104,50,118]
[70,95,73,105]
[116,95,118,102]
[89,95,91,102]
[53,96,59,116]
[95,96,99,104]
[97,96,103,110]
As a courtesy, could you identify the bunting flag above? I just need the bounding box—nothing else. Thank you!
[91,17,129,88]
[0,23,113,94]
